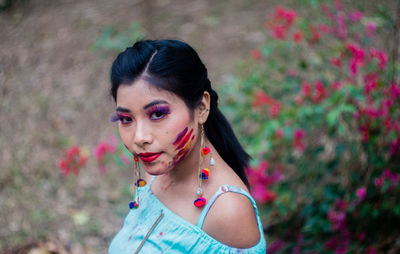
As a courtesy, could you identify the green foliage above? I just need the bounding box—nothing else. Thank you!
[218,2,400,253]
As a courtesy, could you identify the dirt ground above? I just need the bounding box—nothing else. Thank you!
[0,0,395,252]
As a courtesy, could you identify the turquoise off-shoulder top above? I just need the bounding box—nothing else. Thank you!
[108,177,267,253]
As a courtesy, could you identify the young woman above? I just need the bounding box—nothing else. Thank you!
[108,40,266,253]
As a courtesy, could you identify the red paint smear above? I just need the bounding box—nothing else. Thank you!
[174,149,190,166]
[175,129,193,150]
[173,127,188,145]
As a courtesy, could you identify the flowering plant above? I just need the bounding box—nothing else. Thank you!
[219,1,399,253]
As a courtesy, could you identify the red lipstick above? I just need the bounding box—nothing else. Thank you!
[138,152,162,163]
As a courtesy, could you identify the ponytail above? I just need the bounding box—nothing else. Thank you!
[204,88,250,188]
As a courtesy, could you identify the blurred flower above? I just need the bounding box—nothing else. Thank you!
[330,57,342,67]
[58,146,87,176]
[356,186,367,202]
[293,30,303,42]
[269,102,281,118]
[309,24,321,44]
[365,246,377,254]
[347,43,365,75]
[275,128,284,139]
[293,129,306,152]
[334,0,343,11]
[366,21,377,37]
[251,49,262,60]
[93,137,117,173]
[272,24,287,39]
[349,11,363,22]
[313,81,327,102]
[319,23,331,33]
[267,240,285,254]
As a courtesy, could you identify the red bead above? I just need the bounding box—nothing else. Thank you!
[201,147,210,156]
[133,156,139,162]
[194,197,206,207]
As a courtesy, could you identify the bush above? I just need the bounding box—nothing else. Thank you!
[218,2,400,253]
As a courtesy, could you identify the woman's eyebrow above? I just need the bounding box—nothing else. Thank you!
[143,100,169,110]
[116,107,131,113]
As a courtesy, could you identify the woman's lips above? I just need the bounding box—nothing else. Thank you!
[138,152,162,163]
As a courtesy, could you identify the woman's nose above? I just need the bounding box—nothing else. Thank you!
[133,121,152,147]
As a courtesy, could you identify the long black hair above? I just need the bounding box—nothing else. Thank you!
[110,40,250,188]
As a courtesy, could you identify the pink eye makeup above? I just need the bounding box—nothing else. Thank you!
[110,111,133,124]
[145,105,170,120]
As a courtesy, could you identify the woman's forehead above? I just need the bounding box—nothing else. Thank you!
[116,79,179,107]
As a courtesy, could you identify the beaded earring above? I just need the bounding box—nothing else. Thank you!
[194,125,215,208]
[129,155,147,209]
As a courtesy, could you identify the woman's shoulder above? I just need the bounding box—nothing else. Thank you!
[202,185,261,248]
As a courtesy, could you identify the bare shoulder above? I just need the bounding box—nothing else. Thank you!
[202,190,261,248]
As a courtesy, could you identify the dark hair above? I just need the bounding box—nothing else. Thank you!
[110,40,250,188]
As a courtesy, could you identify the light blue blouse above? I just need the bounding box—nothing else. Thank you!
[109,177,267,253]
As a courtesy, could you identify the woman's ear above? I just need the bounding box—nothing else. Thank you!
[198,91,211,124]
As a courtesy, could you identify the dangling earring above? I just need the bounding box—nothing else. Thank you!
[129,155,147,209]
[194,125,214,208]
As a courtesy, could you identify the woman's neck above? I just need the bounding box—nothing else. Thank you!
[157,137,213,191]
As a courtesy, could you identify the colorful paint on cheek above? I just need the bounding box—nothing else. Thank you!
[175,129,194,150]
[172,134,195,166]
[172,127,188,145]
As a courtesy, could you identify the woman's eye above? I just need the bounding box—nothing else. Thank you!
[147,105,170,120]
[150,111,167,120]
[119,116,133,124]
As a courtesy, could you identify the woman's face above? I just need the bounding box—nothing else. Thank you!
[114,78,199,175]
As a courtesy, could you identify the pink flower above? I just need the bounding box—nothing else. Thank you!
[252,91,275,108]
[319,23,330,33]
[251,49,262,60]
[347,43,365,75]
[389,83,400,98]
[331,81,343,90]
[253,184,277,203]
[293,129,306,151]
[58,146,87,176]
[276,128,284,139]
[267,240,285,254]
[356,186,367,201]
[349,11,363,22]
[330,57,342,67]
[293,30,303,42]
[269,102,281,118]
[287,68,297,77]
[334,0,343,11]
[377,51,388,69]
[366,21,377,37]
[274,5,297,26]
[374,177,384,188]
[336,13,347,39]
[301,81,312,98]
[313,81,327,102]
[272,24,287,39]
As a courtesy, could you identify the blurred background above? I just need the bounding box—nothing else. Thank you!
[1,0,399,253]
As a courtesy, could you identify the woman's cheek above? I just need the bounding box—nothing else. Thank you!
[170,126,195,166]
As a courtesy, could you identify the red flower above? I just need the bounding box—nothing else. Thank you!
[272,24,287,39]
[57,146,87,176]
[293,30,303,43]
[313,81,327,103]
[251,49,262,60]
[293,129,306,152]
[330,57,342,67]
